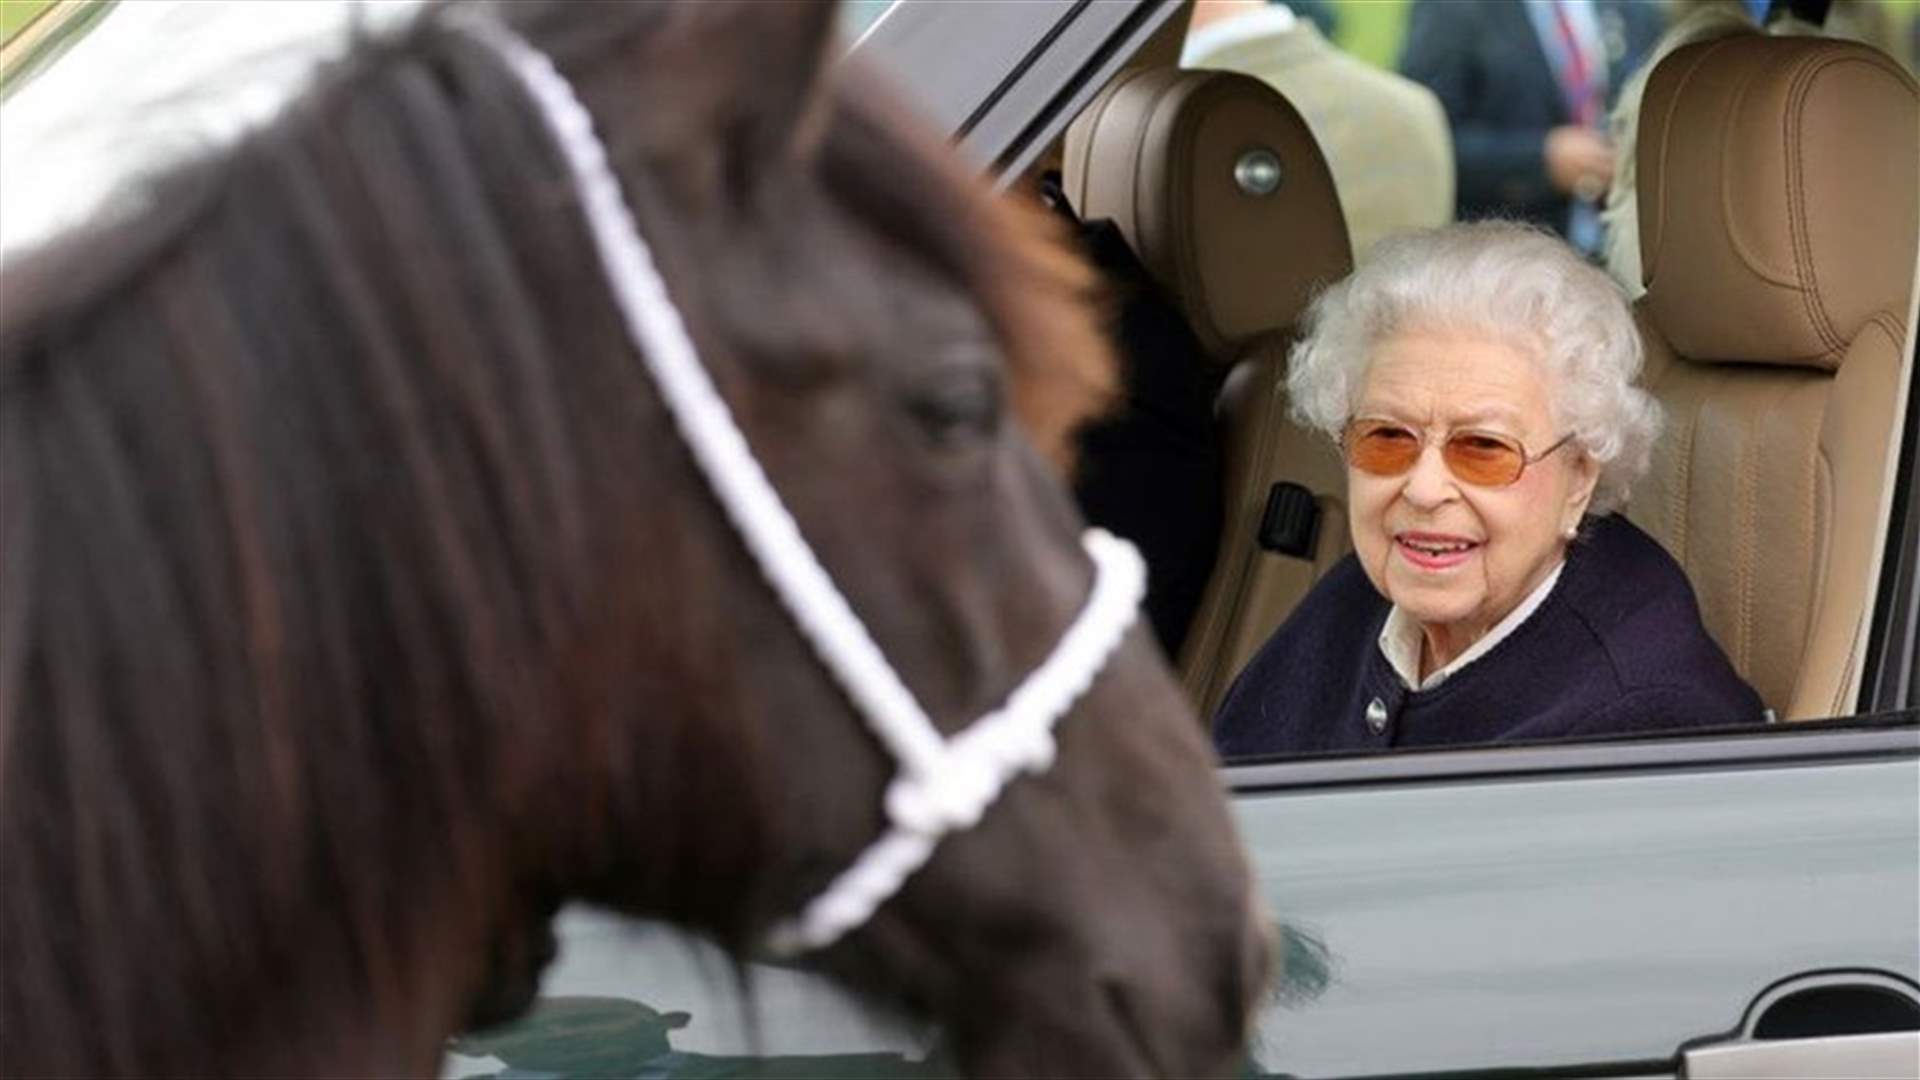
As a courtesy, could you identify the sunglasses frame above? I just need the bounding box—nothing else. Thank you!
[1340,418,1576,488]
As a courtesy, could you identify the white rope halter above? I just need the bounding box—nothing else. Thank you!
[465,21,1146,957]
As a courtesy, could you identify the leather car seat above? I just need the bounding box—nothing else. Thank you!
[1626,36,1918,720]
[1061,68,1355,717]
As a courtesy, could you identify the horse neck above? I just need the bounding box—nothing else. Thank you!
[226,1018,449,1079]
[199,899,505,1078]
[3,834,527,1077]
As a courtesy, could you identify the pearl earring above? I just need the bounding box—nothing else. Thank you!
[1563,524,1579,540]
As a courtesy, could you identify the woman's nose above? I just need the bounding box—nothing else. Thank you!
[1400,443,1459,507]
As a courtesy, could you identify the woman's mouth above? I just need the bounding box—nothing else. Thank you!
[1395,531,1480,571]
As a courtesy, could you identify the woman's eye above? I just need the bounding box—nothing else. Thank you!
[903,369,1000,444]
[1368,425,1418,444]
[1455,434,1510,454]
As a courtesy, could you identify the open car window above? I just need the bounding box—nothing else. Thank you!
[901,0,1920,764]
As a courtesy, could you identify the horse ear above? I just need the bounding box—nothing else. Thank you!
[675,0,840,167]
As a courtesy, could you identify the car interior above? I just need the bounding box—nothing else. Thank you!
[1045,17,1919,732]
[1624,35,1915,722]
[1060,64,1356,717]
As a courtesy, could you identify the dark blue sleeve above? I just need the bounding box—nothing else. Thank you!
[1398,0,1556,214]
[1212,636,1284,758]
[1211,558,1377,758]
[1569,682,1766,737]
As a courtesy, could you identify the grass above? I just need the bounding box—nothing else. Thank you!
[1,0,58,44]
[1,0,113,99]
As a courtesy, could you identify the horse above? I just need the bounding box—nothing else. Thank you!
[0,2,1266,1076]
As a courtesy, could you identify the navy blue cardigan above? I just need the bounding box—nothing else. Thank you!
[1213,515,1764,757]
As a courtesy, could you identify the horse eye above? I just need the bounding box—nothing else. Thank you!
[902,367,1001,445]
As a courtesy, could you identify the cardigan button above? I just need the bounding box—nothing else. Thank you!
[1364,697,1389,734]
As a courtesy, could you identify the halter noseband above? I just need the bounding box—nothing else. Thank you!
[467,21,1145,957]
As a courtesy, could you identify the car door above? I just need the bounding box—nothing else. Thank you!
[1226,724,1920,1078]
[446,3,1920,1076]
[446,724,1916,1078]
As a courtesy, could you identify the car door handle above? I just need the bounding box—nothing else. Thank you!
[1683,1030,1920,1079]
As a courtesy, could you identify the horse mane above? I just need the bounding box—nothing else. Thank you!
[0,3,1114,1073]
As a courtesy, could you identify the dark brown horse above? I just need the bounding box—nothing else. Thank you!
[0,3,1264,1076]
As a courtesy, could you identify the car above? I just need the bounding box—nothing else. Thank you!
[443,2,1919,1077]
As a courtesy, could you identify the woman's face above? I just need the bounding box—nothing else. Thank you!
[1347,330,1600,652]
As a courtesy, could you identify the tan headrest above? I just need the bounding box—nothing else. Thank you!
[1062,68,1352,357]
[1638,37,1918,370]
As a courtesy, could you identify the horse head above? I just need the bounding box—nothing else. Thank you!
[0,2,1265,1076]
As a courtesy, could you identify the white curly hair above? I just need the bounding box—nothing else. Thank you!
[1286,221,1661,515]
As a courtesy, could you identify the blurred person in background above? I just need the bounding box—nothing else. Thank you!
[1185,0,1454,261]
[1399,0,1663,255]
[1814,0,1910,69]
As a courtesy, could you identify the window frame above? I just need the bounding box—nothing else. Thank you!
[853,0,1183,184]
[854,0,1920,760]
[1224,712,1919,795]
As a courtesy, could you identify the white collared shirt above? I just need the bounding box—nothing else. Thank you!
[1179,4,1298,67]
[1378,560,1566,691]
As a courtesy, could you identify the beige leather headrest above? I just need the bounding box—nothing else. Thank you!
[1062,68,1352,357]
[1638,37,1918,370]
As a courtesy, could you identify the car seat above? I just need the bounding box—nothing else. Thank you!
[1061,68,1355,717]
[1626,36,1918,720]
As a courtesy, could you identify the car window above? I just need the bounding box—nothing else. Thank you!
[1014,0,1920,765]
[852,0,1182,179]
[841,0,895,43]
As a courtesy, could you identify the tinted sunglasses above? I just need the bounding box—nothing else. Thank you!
[1341,419,1575,488]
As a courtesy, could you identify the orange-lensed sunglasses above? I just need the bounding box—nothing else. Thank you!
[1341,419,1575,488]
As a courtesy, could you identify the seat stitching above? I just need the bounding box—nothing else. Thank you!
[1670,388,1698,566]
[1205,360,1275,701]
[1720,52,1802,289]
[1734,380,1790,677]
[1140,73,1217,343]
[1070,73,1128,219]
[1783,52,1854,357]
[1183,415,1242,695]
[1783,56,1821,351]
[1867,310,1908,350]
[1179,82,1231,346]
[1129,71,1182,285]
[1233,350,1294,675]
[1734,394,1757,673]
[1803,399,1823,657]
[1195,87,1241,348]
[1750,380,1801,691]
[1820,315,1906,716]
[1644,44,1713,287]
[1193,344,1287,707]
[1796,441,1833,716]
[1832,606,1862,718]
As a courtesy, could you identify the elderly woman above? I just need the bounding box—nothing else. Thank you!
[1213,223,1761,757]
